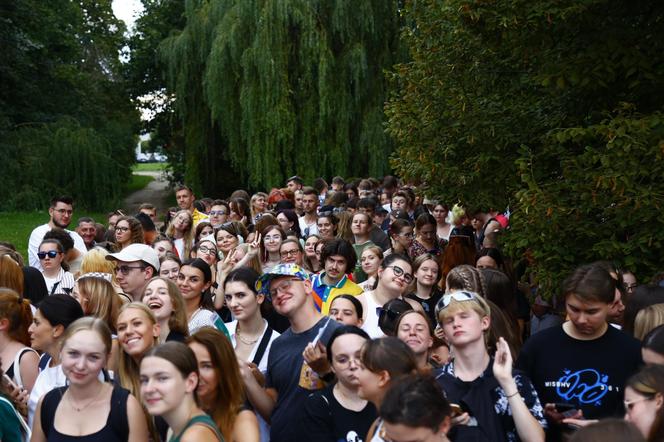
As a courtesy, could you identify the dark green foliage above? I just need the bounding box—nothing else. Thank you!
[0,0,139,210]
[156,0,404,195]
[387,0,664,294]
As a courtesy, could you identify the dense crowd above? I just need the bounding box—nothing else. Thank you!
[0,174,663,442]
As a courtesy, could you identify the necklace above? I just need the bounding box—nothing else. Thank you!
[236,325,260,345]
[67,382,105,412]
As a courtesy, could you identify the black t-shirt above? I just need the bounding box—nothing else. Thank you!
[406,286,444,327]
[516,324,642,420]
[299,384,377,442]
[266,317,342,442]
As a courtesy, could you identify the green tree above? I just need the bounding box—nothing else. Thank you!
[156,0,404,195]
[387,0,664,294]
[0,0,138,210]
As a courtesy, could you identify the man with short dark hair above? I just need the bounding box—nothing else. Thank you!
[517,263,641,440]
[298,187,319,237]
[208,199,230,228]
[279,239,303,266]
[174,184,208,225]
[75,217,97,250]
[331,176,345,192]
[106,243,160,301]
[28,196,87,269]
[286,175,303,193]
[138,203,157,222]
[310,239,363,314]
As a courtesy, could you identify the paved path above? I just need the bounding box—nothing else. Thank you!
[122,171,171,217]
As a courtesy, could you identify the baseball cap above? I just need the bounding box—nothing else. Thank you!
[106,243,160,271]
[255,263,309,297]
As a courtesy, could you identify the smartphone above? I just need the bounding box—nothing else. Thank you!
[553,402,579,418]
[449,403,464,417]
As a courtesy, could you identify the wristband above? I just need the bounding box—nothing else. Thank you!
[506,391,519,399]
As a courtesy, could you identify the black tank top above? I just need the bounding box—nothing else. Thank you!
[40,385,129,442]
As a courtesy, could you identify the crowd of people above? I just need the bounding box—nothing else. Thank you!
[0,174,663,442]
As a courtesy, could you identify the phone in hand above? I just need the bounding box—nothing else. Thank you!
[553,402,580,418]
[449,403,464,417]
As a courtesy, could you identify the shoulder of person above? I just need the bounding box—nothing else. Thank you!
[180,423,220,442]
[521,323,564,349]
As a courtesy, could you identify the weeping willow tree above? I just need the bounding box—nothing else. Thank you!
[160,0,403,193]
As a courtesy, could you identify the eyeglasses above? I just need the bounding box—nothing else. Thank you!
[385,265,414,283]
[264,235,282,242]
[269,278,301,298]
[280,249,300,258]
[624,396,653,412]
[198,246,217,256]
[209,210,227,216]
[53,208,73,215]
[115,226,130,233]
[437,291,477,311]
[334,355,362,368]
[38,251,60,260]
[115,265,146,275]
[625,283,638,292]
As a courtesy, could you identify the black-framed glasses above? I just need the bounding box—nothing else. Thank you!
[115,265,146,275]
[280,249,300,258]
[115,226,130,233]
[53,208,73,215]
[198,245,217,256]
[38,251,60,260]
[385,265,414,284]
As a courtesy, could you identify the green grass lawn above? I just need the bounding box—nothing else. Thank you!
[132,162,168,172]
[0,171,158,262]
[126,174,154,194]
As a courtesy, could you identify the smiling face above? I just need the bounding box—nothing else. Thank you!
[216,229,239,254]
[269,277,311,318]
[143,279,175,322]
[175,189,195,211]
[397,312,433,356]
[177,265,210,303]
[61,329,108,386]
[76,222,97,246]
[377,260,413,294]
[317,216,335,239]
[173,212,192,232]
[159,259,180,281]
[225,280,262,321]
[263,229,283,253]
[361,249,381,277]
[117,307,159,358]
[140,355,197,416]
[415,259,438,287]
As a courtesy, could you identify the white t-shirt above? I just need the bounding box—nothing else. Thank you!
[28,224,87,270]
[298,216,319,237]
[225,319,280,373]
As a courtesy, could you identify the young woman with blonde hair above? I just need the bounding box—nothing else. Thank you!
[166,210,195,259]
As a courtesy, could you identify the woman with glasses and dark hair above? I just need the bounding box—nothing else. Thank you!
[195,221,215,243]
[276,209,302,239]
[356,254,419,338]
[37,239,75,295]
[298,326,376,442]
[435,290,545,442]
[114,215,145,250]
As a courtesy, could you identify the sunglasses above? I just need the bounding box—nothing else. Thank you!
[385,265,414,284]
[38,251,61,260]
[437,290,477,311]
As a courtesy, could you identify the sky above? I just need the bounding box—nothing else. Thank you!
[112,0,144,30]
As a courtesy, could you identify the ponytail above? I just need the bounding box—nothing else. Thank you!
[0,288,33,346]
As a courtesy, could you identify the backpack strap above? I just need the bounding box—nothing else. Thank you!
[251,327,273,367]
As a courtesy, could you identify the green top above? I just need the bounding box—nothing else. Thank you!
[0,396,24,442]
[169,413,224,442]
